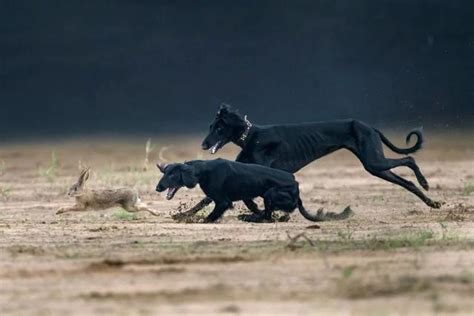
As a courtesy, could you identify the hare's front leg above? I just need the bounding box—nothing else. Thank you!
[56,205,85,214]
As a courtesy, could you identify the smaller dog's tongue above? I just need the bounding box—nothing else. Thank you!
[209,141,221,154]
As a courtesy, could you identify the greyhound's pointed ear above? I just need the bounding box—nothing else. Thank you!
[217,103,231,116]
[157,163,168,173]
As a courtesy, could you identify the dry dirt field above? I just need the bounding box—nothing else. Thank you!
[0,133,473,315]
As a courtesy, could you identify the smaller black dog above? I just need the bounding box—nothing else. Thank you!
[156,159,352,223]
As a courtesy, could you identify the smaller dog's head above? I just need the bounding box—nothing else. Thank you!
[67,167,90,197]
[201,104,247,154]
[156,163,199,200]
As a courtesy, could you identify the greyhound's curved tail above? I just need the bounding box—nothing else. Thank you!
[297,199,353,222]
[375,127,424,155]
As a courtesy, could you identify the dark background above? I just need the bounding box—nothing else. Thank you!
[1,0,473,140]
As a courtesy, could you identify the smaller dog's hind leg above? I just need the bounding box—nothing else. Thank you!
[204,200,232,223]
[238,209,273,223]
[243,199,263,213]
[239,188,291,223]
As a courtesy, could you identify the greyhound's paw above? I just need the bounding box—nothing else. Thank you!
[428,200,442,209]
[420,179,430,191]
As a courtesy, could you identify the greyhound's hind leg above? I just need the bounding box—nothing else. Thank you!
[352,129,430,190]
[370,170,440,208]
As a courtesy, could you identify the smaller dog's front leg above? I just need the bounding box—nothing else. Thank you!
[204,201,232,223]
[172,197,213,221]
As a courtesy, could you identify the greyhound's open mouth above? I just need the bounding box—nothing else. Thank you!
[209,141,221,154]
[166,187,180,200]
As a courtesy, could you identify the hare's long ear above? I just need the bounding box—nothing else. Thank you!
[78,167,91,186]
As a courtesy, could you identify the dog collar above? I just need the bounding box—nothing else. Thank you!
[236,115,252,147]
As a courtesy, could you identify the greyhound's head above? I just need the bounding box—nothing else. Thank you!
[201,104,250,154]
[156,163,199,200]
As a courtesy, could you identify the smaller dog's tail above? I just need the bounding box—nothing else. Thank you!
[375,127,424,155]
[297,199,353,222]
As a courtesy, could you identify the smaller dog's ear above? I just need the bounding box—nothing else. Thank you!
[181,165,198,188]
[157,163,168,174]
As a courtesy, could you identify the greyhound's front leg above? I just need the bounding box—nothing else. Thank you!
[204,201,232,223]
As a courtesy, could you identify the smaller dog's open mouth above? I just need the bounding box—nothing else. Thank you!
[166,187,180,200]
[209,141,221,154]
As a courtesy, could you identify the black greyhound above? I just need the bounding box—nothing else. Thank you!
[181,104,440,218]
[156,159,352,223]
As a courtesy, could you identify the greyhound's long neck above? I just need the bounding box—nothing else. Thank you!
[233,124,259,149]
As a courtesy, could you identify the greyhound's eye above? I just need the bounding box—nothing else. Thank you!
[216,127,223,134]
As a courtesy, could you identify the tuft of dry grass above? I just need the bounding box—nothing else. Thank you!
[0,160,5,176]
[38,150,60,182]
[113,208,137,221]
[463,182,474,195]
[0,185,11,201]
[142,139,156,171]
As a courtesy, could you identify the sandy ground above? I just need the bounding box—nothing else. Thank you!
[0,133,473,315]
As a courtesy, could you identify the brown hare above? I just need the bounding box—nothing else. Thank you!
[56,168,158,216]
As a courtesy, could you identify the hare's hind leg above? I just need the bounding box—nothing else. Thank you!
[56,205,86,214]
[137,204,159,216]
[123,202,159,217]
